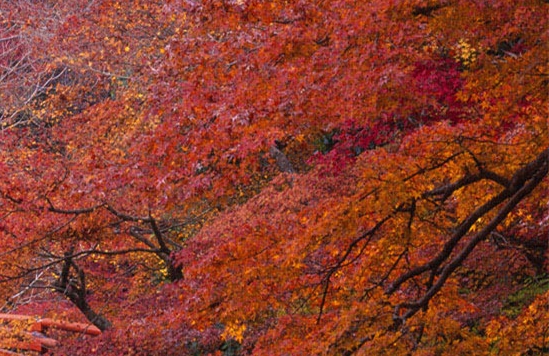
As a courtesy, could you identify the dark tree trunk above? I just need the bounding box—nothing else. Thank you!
[55,252,112,331]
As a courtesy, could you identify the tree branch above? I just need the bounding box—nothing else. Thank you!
[391,147,548,325]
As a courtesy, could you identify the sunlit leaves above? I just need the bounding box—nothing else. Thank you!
[0,0,547,354]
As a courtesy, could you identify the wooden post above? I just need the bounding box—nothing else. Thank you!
[30,318,101,336]
[0,313,101,353]
[0,313,101,336]
[0,349,25,356]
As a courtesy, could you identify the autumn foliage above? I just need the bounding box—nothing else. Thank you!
[0,0,547,354]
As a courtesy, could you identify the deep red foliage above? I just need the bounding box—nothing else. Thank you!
[0,0,547,354]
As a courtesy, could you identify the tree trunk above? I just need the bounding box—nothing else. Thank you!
[75,301,112,332]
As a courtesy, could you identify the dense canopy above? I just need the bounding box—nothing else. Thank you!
[0,0,547,354]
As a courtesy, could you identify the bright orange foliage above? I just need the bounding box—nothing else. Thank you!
[0,0,547,354]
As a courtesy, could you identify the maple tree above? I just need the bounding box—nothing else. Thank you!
[0,0,547,354]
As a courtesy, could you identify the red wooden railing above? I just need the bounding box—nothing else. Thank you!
[0,313,101,354]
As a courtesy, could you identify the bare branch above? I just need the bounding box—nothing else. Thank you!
[391,147,548,324]
[46,198,104,214]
